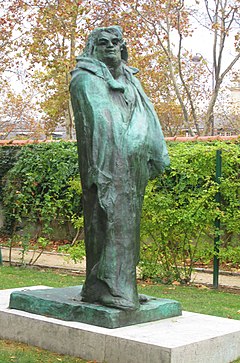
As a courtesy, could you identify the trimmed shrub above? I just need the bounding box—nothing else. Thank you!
[140,141,240,283]
[0,146,20,201]
[2,142,82,240]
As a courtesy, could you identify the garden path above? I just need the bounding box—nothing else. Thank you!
[1,247,240,290]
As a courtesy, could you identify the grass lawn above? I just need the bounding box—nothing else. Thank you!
[0,339,87,363]
[0,265,85,290]
[0,265,240,363]
[138,282,240,320]
[1,265,239,320]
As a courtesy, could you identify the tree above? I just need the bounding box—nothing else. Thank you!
[2,0,239,136]
[2,0,98,138]
[90,0,209,135]
[214,72,240,134]
[23,0,93,138]
[200,0,240,134]
[0,81,43,139]
[134,0,240,135]
[0,1,18,73]
[92,0,240,135]
[0,0,193,136]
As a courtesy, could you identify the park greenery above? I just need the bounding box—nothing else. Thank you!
[0,0,239,138]
[140,140,240,282]
[0,140,239,283]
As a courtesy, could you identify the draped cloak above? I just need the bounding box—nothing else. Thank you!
[70,57,170,310]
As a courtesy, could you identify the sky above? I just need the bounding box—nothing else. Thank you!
[183,0,239,74]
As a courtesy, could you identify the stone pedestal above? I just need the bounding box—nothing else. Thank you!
[1,287,240,363]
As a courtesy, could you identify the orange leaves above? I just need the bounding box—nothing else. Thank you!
[1,0,238,138]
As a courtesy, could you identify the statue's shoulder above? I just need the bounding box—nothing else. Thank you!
[72,57,104,78]
[70,58,106,93]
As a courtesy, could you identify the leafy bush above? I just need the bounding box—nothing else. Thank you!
[140,141,240,283]
[0,146,20,201]
[193,241,240,268]
[2,142,82,241]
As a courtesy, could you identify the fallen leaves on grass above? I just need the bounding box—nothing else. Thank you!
[172,281,181,286]
[194,284,210,290]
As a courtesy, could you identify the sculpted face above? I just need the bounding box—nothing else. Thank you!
[93,31,122,67]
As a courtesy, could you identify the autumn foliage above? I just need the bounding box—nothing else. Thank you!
[0,0,239,137]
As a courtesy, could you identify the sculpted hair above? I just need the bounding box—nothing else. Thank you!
[78,26,128,62]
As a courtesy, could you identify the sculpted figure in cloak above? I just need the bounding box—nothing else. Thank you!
[70,26,170,310]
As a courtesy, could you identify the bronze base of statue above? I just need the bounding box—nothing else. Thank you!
[9,286,182,329]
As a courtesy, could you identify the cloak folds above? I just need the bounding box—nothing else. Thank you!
[70,57,170,310]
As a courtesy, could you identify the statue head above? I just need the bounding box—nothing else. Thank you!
[80,26,128,66]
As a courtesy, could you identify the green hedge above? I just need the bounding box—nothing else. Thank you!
[1,142,81,238]
[140,141,240,282]
[1,140,239,281]
[0,146,20,201]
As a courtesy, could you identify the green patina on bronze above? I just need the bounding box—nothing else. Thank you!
[9,286,182,329]
[8,26,180,327]
[69,26,170,311]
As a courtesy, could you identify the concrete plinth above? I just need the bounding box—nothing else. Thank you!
[1,287,240,363]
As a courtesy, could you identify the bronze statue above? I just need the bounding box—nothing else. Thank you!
[70,26,169,310]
